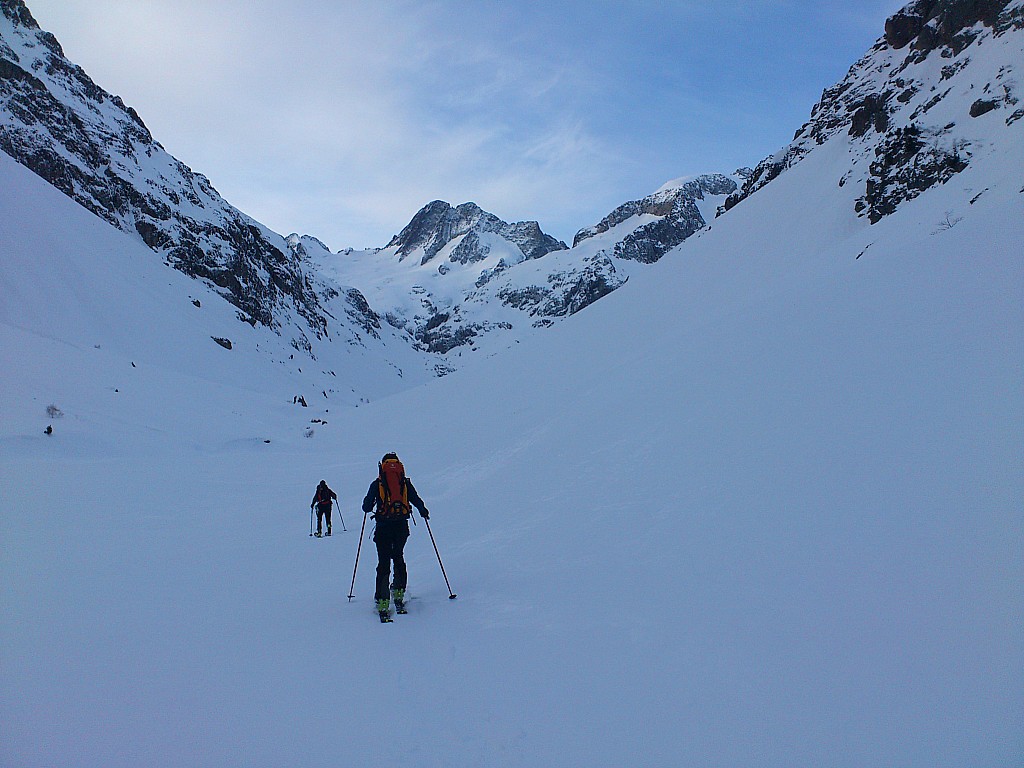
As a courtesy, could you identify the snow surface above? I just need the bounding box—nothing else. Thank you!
[3,107,1022,765]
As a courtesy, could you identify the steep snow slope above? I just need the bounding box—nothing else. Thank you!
[3,65,1021,768]
[0,151,436,447]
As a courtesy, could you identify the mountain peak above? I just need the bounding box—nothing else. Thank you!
[385,200,565,266]
[1,0,39,31]
[572,172,740,256]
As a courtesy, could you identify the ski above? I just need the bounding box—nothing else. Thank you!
[379,613,393,623]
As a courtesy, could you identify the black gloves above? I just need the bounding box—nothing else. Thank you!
[420,509,430,520]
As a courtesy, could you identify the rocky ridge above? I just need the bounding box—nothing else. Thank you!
[0,0,384,358]
[723,0,1024,222]
[574,173,742,262]
[386,201,567,266]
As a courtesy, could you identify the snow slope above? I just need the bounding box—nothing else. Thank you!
[3,70,1022,767]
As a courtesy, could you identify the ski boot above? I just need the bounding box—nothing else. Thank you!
[326,524,332,536]
[392,588,407,614]
[314,531,322,538]
[376,598,393,623]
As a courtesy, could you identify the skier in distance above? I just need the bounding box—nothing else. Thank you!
[311,480,337,537]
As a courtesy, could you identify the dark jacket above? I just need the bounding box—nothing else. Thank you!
[312,483,337,509]
[362,477,428,518]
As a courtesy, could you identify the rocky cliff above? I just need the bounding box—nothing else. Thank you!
[0,0,383,357]
[723,0,1024,222]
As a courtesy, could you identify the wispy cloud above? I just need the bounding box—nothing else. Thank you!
[26,0,906,248]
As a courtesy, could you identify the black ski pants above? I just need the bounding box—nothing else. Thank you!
[373,519,410,600]
[316,504,332,534]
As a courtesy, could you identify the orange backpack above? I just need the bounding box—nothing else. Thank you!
[377,456,410,518]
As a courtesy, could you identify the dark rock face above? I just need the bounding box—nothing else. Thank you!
[849,94,891,137]
[341,288,383,339]
[504,220,566,261]
[574,174,737,263]
[574,174,736,247]
[497,252,624,318]
[885,2,932,49]
[885,0,1008,51]
[856,124,970,222]
[969,97,1000,116]
[415,311,485,355]
[448,230,491,265]
[0,0,357,349]
[611,211,701,264]
[387,200,468,264]
[386,200,566,266]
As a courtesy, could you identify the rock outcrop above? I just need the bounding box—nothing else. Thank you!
[575,174,738,263]
[386,201,567,266]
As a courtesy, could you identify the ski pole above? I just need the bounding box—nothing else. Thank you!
[423,518,457,599]
[347,511,369,601]
[337,507,347,532]
[309,506,314,537]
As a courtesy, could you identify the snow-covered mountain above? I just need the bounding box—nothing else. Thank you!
[0,0,744,373]
[0,0,747,372]
[725,0,1024,222]
[3,1,1022,766]
[4,0,1022,380]
[317,173,743,356]
[0,0,422,376]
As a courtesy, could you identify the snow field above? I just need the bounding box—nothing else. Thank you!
[5,115,1022,766]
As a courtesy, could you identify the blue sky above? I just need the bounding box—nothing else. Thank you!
[28,0,907,249]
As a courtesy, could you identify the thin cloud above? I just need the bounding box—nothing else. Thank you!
[25,0,908,249]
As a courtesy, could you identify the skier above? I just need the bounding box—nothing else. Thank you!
[361,453,429,620]
[310,480,338,537]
